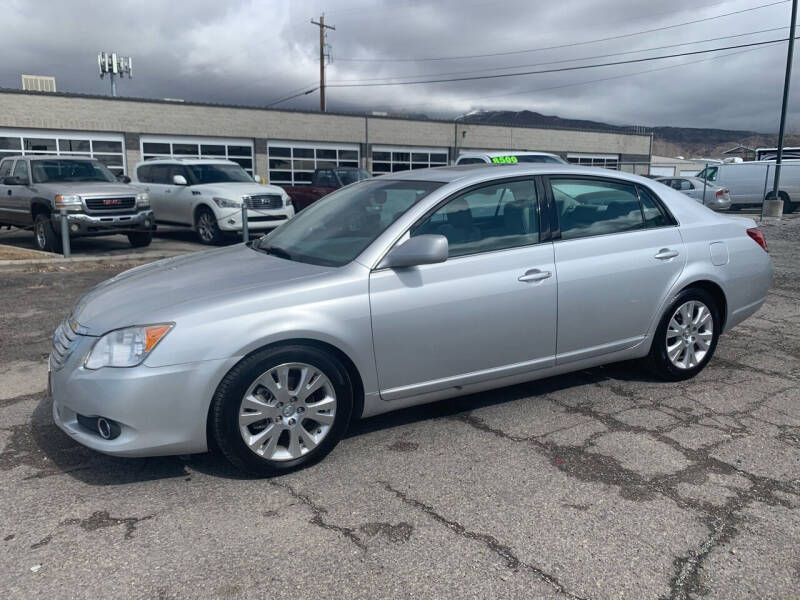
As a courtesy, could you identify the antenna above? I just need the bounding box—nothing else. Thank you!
[98,51,132,97]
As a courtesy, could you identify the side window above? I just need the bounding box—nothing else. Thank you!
[456,158,487,165]
[698,166,719,182]
[638,187,671,228]
[679,179,693,191]
[12,160,29,182]
[0,160,11,179]
[551,178,644,240]
[149,164,170,184]
[316,169,337,187]
[168,165,190,184]
[412,179,539,258]
[136,165,151,183]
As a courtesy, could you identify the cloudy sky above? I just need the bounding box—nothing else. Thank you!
[0,0,797,132]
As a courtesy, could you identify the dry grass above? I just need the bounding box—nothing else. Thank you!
[0,244,55,260]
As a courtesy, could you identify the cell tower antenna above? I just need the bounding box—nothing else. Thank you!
[98,51,133,97]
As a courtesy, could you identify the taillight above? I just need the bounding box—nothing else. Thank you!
[716,188,730,199]
[746,227,768,252]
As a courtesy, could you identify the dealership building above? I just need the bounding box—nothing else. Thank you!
[0,89,652,184]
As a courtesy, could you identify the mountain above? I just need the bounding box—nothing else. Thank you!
[458,110,797,159]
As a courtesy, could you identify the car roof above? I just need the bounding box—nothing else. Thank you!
[0,155,98,162]
[382,163,653,185]
[135,158,238,166]
[458,150,560,158]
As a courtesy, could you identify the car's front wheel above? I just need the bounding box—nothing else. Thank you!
[210,345,353,475]
[196,206,223,245]
[34,213,63,253]
[644,288,720,381]
[127,231,153,248]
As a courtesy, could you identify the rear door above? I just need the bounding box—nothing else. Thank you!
[143,164,175,224]
[547,176,686,363]
[0,159,14,223]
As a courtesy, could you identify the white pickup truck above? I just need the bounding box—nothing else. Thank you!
[133,158,294,243]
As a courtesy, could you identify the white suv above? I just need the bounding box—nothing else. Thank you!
[133,158,294,244]
[455,151,566,165]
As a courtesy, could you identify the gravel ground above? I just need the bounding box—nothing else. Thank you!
[0,215,798,599]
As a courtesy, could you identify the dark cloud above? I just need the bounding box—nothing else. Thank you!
[0,0,796,132]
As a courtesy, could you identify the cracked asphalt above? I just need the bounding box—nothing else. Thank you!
[1,216,799,599]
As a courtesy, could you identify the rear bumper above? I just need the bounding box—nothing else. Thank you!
[54,210,156,236]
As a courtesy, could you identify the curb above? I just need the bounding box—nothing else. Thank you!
[0,251,189,271]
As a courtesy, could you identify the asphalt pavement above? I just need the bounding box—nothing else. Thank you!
[0,216,798,599]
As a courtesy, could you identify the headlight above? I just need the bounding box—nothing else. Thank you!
[283,193,292,207]
[84,324,173,369]
[136,192,150,209]
[54,194,82,212]
[213,197,242,208]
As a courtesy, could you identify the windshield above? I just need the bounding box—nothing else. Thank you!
[187,163,254,184]
[31,159,117,183]
[515,155,564,164]
[336,168,371,186]
[255,179,443,267]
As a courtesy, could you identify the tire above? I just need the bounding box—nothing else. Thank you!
[34,213,63,254]
[127,231,153,248]
[643,287,720,381]
[780,192,795,214]
[210,345,354,475]
[195,206,223,245]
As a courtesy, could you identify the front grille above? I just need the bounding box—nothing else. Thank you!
[244,194,283,210]
[50,318,78,370]
[84,196,137,213]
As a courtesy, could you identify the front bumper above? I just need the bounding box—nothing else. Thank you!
[216,206,295,232]
[53,210,156,236]
[50,334,239,457]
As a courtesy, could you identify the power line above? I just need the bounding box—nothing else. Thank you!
[327,25,793,84]
[264,85,319,108]
[335,0,790,62]
[326,37,795,88]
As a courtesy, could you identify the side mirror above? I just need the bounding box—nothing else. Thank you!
[252,174,263,184]
[3,176,23,185]
[118,175,131,184]
[173,174,188,186]
[379,234,448,269]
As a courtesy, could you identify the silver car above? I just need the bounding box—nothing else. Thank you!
[656,176,731,211]
[50,165,773,474]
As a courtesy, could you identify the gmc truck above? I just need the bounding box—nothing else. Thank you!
[282,167,371,211]
[0,156,155,253]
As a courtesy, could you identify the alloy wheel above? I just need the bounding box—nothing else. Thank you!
[238,362,337,461]
[665,300,714,369]
[35,220,47,250]
[197,212,216,242]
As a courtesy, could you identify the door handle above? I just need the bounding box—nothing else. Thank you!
[518,269,552,283]
[654,248,679,260]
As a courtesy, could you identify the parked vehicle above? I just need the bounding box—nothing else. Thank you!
[696,161,800,213]
[456,151,566,165]
[281,167,371,212]
[0,156,154,252]
[51,164,772,474]
[656,176,731,211]
[133,158,294,244]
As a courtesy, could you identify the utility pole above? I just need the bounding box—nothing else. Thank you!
[311,14,335,112]
[764,0,798,218]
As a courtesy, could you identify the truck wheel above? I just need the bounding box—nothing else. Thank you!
[127,232,153,248]
[196,206,223,245]
[780,192,795,214]
[34,213,63,254]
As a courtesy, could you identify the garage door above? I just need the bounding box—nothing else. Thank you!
[267,141,360,186]
[649,166,675,177]
[140,135,255,175]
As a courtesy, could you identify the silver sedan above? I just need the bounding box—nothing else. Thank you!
[50,165,772,474]
[656,175,731,210]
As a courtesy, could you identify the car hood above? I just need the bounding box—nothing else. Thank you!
[191,183,285,197]
[70,244,333,335]
[33,182,139,197]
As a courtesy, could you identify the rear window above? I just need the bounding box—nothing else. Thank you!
[0,160,12,179]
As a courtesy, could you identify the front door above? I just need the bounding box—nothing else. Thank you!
[547,177,686,363]
[369,178,557,400]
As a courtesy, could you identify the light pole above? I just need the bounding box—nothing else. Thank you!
[764,0,798,218]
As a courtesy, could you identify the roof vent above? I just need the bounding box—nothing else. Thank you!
[21,74,57,92]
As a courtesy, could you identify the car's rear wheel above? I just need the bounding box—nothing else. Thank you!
[196,206,223,244]
[127,232,153,248]
[644,288,720,381]
[34,213,63,253]
[211,345,353,475]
